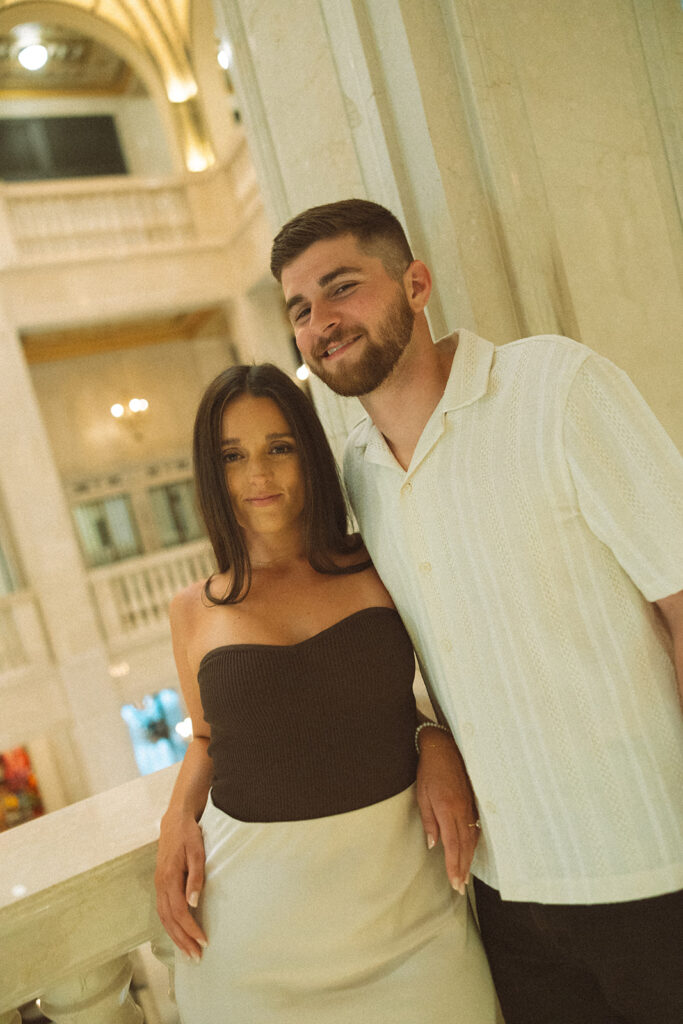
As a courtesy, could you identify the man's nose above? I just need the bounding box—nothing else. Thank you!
[308,297,340,334]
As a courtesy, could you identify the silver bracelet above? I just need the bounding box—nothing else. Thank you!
[415,721,451,754]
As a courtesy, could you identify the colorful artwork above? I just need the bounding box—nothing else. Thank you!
[0,746,44,832]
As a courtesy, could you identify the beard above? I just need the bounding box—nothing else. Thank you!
[308,287,415,397]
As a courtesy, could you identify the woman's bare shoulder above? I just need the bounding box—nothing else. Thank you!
[170,579,205,615]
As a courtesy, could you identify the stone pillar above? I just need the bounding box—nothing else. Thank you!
[0,312,139,795]
[26,732,69,813]
[213,0,682,447]
[213,0,518,444]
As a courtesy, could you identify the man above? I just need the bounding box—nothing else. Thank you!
[271,199,683,1024]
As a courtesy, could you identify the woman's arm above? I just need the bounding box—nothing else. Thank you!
[416,725,480,896]
[154,588,212,959]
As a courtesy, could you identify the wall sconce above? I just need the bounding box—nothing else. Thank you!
[110,398,149,441]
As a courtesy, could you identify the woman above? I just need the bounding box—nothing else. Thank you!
[155,363,495,1021]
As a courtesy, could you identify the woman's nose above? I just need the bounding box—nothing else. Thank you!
[248,454,272,479]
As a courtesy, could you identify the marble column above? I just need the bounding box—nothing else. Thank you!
[0,311,139,795]
[213,0,682,447]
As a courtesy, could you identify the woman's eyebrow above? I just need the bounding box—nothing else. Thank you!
[221,432,295,446]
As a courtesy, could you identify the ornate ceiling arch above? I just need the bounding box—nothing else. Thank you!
[0,0,214,169]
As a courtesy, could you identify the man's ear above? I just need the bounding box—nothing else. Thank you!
[403,260,432,312]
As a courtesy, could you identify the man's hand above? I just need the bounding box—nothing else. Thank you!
[155,811,208,959]
[416,727,480,894]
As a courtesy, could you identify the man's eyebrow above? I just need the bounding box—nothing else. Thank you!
[318,264,362,287]
[285,265,363,313]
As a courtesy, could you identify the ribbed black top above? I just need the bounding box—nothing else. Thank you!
[198,607,418,821]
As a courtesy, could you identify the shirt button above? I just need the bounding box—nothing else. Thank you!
[442,639,453,653]
[419,562,432,575]
[403,481,412,494]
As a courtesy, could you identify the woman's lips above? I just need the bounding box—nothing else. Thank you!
[246,494,281,506]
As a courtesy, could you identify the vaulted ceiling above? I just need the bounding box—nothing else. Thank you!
[0,0,197,102]
[0,23,143,97]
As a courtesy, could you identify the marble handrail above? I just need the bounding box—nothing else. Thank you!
[0,763,180,1019]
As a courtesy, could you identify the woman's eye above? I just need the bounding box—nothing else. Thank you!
[222,451,242,463]
[271,444,293,455]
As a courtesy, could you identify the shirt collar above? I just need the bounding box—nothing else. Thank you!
[439,328,495,412]
[351,329,495,462]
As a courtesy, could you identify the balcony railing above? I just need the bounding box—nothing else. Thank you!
[90,539,214,650]
[0,147,259,270]
[0,763,179,1024]
[0,591,52,679]
[0,176,201,265]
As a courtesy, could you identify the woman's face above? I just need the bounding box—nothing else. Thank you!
[220,394,305,541]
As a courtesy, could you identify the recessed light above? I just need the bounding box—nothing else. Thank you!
[18,43,48,71]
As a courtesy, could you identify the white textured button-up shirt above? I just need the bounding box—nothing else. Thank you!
[344,330,683,904]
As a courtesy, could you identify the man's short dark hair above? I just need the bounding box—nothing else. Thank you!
[270,198,413,282]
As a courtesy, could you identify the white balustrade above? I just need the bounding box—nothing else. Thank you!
[0,591,52,678]
[0,764,179,1023]
[90,539,214,647]
[0,177,199,264]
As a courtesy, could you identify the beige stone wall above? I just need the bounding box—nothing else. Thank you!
[431,0,682,441]
[222,0,682,446]
[30,335,231,479]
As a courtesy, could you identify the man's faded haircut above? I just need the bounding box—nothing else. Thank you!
[270,198,414,283]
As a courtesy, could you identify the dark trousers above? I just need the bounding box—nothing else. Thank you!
[473,878,683,1024]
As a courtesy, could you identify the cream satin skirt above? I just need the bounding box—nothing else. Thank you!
[175,784,496,1022]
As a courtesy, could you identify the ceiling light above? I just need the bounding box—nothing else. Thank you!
[166,78,198,103]
[18,44,48,71]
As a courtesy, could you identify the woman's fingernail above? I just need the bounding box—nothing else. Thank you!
[198,938,208,949]
[188,891,199,908]
[191,952,201,963]
[465,873,470,886]
[427,833,436,850]
[450,878,465,895]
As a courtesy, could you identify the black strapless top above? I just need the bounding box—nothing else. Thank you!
[198,607,418,821]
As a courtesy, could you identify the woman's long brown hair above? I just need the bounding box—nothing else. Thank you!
[193,363,368,604]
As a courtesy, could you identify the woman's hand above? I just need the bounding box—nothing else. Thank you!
[155,810,208,959]
[416,727,480,895]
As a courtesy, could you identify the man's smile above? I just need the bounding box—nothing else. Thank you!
[318,333,362,360]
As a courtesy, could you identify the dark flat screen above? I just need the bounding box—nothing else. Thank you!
[0,115,128,181]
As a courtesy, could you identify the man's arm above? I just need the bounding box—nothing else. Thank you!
[655,589,683,707]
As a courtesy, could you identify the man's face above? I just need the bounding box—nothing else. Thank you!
[281,234,415,397]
